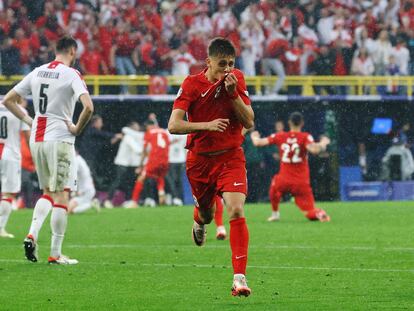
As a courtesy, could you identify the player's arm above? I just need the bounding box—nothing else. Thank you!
[2,90,33,126]
[250,131,270,147]
[306,136,330,155]
[67,93,94,136]
[168,108,230,134]
[225,73,254,129]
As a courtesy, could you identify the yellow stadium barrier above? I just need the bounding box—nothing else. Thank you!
[1,75,413,96]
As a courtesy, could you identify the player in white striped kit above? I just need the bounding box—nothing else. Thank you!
[0,101,30,238]
[2,36,94,264]
[68,153,97,214]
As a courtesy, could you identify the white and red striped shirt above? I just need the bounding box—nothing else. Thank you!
[0,103,30,162]
[13,61,88,144]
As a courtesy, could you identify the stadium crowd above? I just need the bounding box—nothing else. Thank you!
[0,0,414,94]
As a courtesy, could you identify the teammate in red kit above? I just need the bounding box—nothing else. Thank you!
[214,196,226,240]
[251,112,331,222]
[130,119,170,207]
[168,37,254,297]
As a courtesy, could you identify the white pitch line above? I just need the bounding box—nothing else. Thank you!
[1,244,413,252]
[62,244,414,252]
[0,259,412,273]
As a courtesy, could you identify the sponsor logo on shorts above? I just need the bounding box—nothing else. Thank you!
[233,182,244,186]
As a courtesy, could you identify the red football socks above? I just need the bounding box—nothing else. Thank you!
[131,181,143,202]
[229,217,249,275]
[214,197,224,227]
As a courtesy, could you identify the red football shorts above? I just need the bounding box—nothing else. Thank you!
[269,174,315,211]
[186,147,247,210]
[143,163,169,179]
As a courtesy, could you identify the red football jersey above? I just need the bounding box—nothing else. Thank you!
[267,131,314,183]
[144,128,170,166]
[173,68,251,153]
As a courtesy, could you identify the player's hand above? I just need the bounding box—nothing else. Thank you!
[250,131,260,140]
[135,166,143,174]
[207,118,230,132]
[224,73,238,97]
[65,121,80,136]
[320,136,331,146]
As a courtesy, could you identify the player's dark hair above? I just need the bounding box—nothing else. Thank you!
[208,37,236,57]
[56,36,78,54]
[144,119,157,127]
[289,112,304,126]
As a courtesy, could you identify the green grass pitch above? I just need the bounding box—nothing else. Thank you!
[1,202,413,310]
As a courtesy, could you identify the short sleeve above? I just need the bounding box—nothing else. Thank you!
[13,71,34,97]
[267,133,280,145]
[173,76,195,111]
[305,134,314,146]
[234,70,250,106]
[71,70,89,100]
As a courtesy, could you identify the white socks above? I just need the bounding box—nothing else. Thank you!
[28,196,53,241]
[72,203,92,214]
[50,207,67,258]
[0,199,12,230]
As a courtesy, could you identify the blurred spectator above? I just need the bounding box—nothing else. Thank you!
[80,40,108,75]
[372,30,393,75]
[308,45,335,95]
[317,7,334,45]
[140,34,156,74]
[239,18,265,77]
[105,121,144,208]
[78,115,123,191]
[13,28,31,74]
[190,3,212,36]
[166,133,187,206]
[351,47,374,94]
[171,42,197,76]
[110,21,139,93]
[1,38,20,76]
[392,37,410,76]
[262,30,288,95]
[381,137,414,181]
[385,55,400,94]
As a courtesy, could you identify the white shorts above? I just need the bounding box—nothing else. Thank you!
[0,159,21,193]
[30,141,77,192]
[72,188,96,207]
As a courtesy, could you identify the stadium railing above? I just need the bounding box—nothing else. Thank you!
[1,75,413,96]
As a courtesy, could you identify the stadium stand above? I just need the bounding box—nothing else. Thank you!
[0,0,413,96]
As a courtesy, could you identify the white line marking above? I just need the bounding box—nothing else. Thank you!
[2,244,413,252]
[63,244,414,252]
[0,259,412,273]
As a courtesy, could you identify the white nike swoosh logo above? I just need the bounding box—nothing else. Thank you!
[234,182,244,186]
[201,88,211,97]
[235,255,246,260]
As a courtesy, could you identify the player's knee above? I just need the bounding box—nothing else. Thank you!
[228,204,244,219]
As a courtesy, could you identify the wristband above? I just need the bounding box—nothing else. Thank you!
[228,91,239,100]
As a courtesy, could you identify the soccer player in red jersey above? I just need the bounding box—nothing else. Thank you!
[214,196,226,240]
[130,120,170,207]
[251,112,331,222]
[168,37,254,297]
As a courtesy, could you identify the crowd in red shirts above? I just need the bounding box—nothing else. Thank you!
[1,0,414,85]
